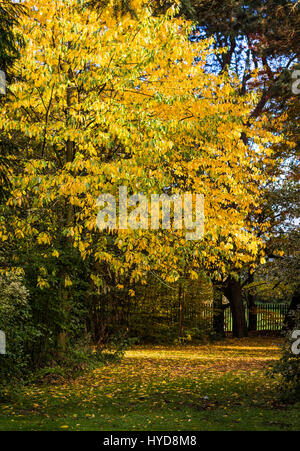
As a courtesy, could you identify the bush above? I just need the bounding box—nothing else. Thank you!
[0,273,40,392]
[33,333,136,384]
[269,309,300,402]
[174,326,212,345]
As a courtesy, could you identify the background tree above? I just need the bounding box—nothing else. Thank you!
[171,0,300,336]
[0,0,281,352]
[0,0,26,201]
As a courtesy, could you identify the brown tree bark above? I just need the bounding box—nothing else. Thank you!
[225,277,248,338]
[56,80,76,354]
[212,283,225,338]
[247,273,257,332]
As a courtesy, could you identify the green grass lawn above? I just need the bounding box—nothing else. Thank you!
[0,337,299,431]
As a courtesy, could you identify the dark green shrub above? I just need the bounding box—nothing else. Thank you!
[269,309,300,402]
[0,273,40,390]
[33,333,136,384]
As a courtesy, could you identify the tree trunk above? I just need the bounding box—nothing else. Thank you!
[212,283,225,338]
[56,80,76,353]
[248,301,257,332]
[283,283,300,331]
[226,277,248,338]
[178,283,184,337]
[57,331,67,359]
[248,273,257,332]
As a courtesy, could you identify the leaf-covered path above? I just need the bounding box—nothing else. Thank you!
[1,338,299,431]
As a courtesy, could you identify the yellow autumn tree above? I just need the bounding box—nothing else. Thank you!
[0,0,282,343]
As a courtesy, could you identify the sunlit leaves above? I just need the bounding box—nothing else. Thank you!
[0,0,283,287]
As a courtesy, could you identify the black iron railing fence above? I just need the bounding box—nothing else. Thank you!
[181,303,288,332]
[124,302,289,335]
